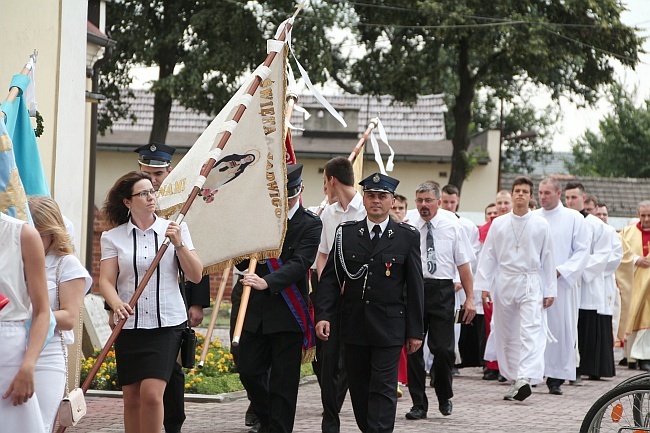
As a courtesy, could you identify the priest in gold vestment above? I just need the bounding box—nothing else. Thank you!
[617,201,650,371]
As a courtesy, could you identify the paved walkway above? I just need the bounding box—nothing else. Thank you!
[70,360,639,432]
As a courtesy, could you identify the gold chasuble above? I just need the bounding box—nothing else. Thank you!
[617,224,650,343]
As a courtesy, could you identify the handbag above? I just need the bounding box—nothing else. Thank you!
[55,259,87,427]
[180,327,197,369]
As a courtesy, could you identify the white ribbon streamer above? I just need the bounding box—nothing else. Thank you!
[370,117,395,174]
[276,18,347,128]
[292,103,310,120]
[24,56,37,117]
[369,130,386,175]
[286,121,304,131]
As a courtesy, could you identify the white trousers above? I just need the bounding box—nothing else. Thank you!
[35,334,66,432]
[0,322,46,433]
[492,275,546,384]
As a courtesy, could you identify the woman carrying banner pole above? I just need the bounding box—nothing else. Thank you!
[99,171,203,433]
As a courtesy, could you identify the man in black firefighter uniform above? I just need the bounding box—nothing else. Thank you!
[234,163,322,433]
[315,173,424,433]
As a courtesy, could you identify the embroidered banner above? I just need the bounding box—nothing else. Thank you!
[157,42,288,273]
[0,120,31,222]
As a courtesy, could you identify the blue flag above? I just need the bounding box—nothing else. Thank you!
[0,120,31,222]
[1,74,50,197]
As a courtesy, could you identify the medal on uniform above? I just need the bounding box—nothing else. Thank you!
[385,262,392,277]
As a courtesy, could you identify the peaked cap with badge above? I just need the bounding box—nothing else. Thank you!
[134,142,176,167]
[287,163,304,199]
[359,172,399,194]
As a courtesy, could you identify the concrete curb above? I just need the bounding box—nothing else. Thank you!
[87,374,318,403]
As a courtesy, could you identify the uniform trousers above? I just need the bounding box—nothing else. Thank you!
[317,298,349,433]
[238,329,303,433]
[407,279,455,412]
[345,344,402,433]
[163,361,186,433]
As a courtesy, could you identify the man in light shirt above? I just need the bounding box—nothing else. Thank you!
[405,181,475,420]
[314,157,366,433]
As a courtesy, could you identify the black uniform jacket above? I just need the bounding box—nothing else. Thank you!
[235,205,322,334]
[184,275,211,309]
[315,217,424,347]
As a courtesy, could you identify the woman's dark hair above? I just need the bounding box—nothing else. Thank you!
[103,171,152,228]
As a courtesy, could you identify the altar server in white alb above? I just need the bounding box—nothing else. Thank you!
[475,176,556,401]
[534,177,590,396]
[565,183,616,380]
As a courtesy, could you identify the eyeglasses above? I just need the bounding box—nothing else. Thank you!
[131,189,156,199]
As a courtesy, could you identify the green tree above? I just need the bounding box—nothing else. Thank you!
[471,90,559,174]
[339,0,643,191]
[568,85,650,177]
[99,0,342,142]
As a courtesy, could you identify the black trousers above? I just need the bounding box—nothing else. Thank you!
[345,344,402,433]
[318,298,349,433]
[163,361,185,433]
[407,279,455,412]
[238,329,303,433]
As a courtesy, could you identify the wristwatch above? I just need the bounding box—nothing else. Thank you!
[176,241,186,249]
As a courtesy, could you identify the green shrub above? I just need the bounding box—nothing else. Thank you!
[80,331,314,394]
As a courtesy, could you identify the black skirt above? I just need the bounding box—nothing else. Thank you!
[115,325,183,386]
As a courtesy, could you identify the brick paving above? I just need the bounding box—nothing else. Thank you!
[69,357,640,433]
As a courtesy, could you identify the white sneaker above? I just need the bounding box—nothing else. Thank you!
[513,377,532,401]
[503,381,517,400]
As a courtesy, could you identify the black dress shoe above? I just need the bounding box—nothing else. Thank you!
[439,399,452,416]
[498,374,508,383]
[245,403,257,426]
[245,412,258,427]
[588,375,601,381]
[639,360,650,371]
[482,369,499,381]
[405,407,427,420]
[629,361,638,370]
[249,420,269,433]
[549,385,563,395]
[619,357,628,366]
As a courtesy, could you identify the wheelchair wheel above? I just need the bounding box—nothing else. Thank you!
[580,383,650,432]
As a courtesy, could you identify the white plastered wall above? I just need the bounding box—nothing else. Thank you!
[0,0,89,260]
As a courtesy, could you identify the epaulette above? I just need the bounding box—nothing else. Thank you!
[304,208,318,218]
[338,220,359,228]
[398,222,417,231]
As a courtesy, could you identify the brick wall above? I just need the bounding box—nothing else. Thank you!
[90,206,235,302]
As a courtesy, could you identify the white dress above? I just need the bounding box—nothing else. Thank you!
[0,213,46,433]
[34,254,92,432]
[533,204,590,381]
[475,211,556,384]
